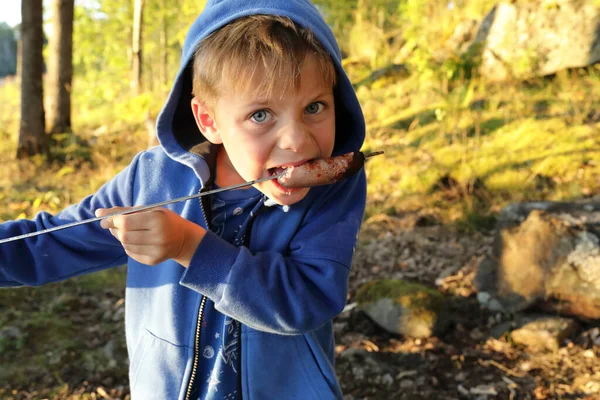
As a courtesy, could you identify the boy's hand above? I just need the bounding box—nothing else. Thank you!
[95,207,206,267]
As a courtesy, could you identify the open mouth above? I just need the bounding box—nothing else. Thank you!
[267,161,307,193]
[268,166,292,192]
[268,158,313,178]
[268,166,290,178]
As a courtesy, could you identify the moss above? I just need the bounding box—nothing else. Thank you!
[356,279,445,314]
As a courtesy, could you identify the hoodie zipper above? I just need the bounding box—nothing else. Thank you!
[184,188,212,400]
[185,295,207,400]
[184,193,267,400]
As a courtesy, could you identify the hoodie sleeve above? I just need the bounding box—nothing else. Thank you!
[0,154,142,287]
[180,171,366,334]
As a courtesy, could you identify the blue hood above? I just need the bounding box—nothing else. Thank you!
[155,0,366,185]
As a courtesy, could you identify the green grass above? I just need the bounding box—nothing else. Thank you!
[0,269,129,395]
[360,68,600,230]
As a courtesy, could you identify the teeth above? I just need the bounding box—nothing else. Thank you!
[269,165,295,179]
[271,167,287,176]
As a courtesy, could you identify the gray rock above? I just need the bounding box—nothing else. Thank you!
[487,298,504,312]
[510,315,580,352]
[356,279,447,338]
[489,321,515,339]
[48,292,79,311]
[477,291,492,305]
[339,348,370,360]
[381,373,394,387]
[0,326,22,341]
[475,208,600,321]
[477,291,505,312]
[103,339,116,360]
[1,325,20,336]
[466,0,600,80]
[470,384,498,396]
[400,379,415,389]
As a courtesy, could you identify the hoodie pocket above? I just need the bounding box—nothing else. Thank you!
[129,328,191,399]
[129,329,155,392]
[244,332,339,400]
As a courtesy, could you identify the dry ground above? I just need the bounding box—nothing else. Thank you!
[3,215,600,399]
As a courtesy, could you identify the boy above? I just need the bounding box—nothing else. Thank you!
[0,0,366,399]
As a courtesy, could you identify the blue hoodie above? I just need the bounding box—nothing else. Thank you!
[0,1,366,399]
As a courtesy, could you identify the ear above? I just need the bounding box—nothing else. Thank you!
[191,97,222,144]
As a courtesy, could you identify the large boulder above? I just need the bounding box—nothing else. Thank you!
[467,0,600,80]
[475,202,600,320]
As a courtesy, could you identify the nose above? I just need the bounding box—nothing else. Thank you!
[278,121,311,152]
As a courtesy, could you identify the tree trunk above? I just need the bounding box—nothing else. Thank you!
[18,0,47,159]
[47,0,74,135]
[160,0,168,89]
[146,48,154,92]
[16,38,21,81]
[131,0,144,94]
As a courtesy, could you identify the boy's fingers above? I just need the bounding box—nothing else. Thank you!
[101,215,151,231]
[96,207,128,228]
[95,206,132,218]
[96,207,144,230]
[121,244,165,265]
[102,219,115,229]
[122,243,155,255]
[110,227,157,245]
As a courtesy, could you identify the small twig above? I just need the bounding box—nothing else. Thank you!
[502,376,518,387]
[96,387,111,399]
[503,375,519,400]
[481,359,525,378]
[361,339,380,352]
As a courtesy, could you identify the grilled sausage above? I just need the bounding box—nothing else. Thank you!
[277,151,366,189]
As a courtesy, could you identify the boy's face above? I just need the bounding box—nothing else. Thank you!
[192,55,336,206]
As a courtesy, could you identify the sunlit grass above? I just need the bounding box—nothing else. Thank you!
[361,69,600,228]
[0,79,149,221]
[2,68,600,229]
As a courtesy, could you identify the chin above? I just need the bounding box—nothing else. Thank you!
[266,187,310,207]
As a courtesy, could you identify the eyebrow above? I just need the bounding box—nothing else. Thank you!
[248,100,271,107]
[250,90,333,105]
[312,90,334,100]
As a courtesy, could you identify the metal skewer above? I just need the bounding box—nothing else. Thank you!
[0,173,284,244]
[0,150,385,245]
[363,151,384,159]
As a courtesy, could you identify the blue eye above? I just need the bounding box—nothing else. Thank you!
[306,102,324,114]
[250,110,271,123]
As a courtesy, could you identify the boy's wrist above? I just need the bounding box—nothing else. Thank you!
[173,221,206,268]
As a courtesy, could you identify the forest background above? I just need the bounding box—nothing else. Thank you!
[1,0,600,398]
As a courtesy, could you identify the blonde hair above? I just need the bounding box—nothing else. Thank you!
[192,15,337,108]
